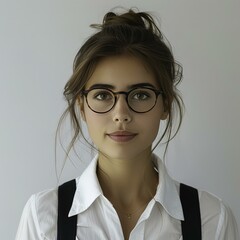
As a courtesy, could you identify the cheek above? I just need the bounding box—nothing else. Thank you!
[142,109,163,138]
[84,110,107,141]
[85,113,98,131]
[148,118,161,140]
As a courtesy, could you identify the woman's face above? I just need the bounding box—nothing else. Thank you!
[80,55,167,160]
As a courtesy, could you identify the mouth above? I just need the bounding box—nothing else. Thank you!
[106,131,138,143]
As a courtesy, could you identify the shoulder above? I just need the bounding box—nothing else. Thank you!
[198,189,222,218]
[16,187,59,240]
[198,188,239,239]
[34,187,58,237]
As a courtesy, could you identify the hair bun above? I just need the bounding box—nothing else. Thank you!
[91,9,161,36]
[102,10,145,28]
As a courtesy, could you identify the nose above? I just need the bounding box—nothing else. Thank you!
[112,95,132,123]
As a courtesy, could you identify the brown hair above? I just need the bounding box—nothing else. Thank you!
[56,8,184,170]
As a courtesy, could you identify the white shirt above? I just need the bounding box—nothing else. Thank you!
[15,154,239,240]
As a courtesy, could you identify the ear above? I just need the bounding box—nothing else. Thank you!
[160,97,170,120]
[160,110,168,120]
[77,96,86,122]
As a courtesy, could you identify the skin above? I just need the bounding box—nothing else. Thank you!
[79,54,168,238]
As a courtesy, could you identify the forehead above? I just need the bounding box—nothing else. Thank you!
[85,55,159,90]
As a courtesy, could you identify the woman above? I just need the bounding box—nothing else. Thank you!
[15,8,239,240]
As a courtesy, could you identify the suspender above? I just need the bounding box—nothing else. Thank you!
[57,180,77,240]
[57,180,202,240]
[180,183,202,240]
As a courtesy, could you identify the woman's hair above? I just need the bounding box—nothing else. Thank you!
[56,8,184,167]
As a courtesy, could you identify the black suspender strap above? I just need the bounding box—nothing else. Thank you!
[180,183,202,240]
[57,179,77,240]
[57,181,201,240]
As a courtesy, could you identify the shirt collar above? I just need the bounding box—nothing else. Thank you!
[69,153,184,221]
[69,155,101,217]
[152,154,184,220]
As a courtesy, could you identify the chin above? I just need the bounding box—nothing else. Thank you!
[100,148,150,161]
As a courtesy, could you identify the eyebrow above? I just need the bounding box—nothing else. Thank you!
[88,83,156,90]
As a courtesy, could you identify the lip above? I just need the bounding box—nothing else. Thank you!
[107,131,138,143]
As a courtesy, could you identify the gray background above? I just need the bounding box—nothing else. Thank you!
[0,0,239,239]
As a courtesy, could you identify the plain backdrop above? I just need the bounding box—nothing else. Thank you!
[0,0,239,239]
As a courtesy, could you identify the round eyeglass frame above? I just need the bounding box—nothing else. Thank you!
[81,87,164,114]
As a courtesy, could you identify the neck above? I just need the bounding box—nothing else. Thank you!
[97,151,158,207]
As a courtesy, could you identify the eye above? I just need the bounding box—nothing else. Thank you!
[132,90,151,100]
[93,90,113,101]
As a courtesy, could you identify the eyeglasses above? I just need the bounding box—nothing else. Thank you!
[81,87,163,113]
